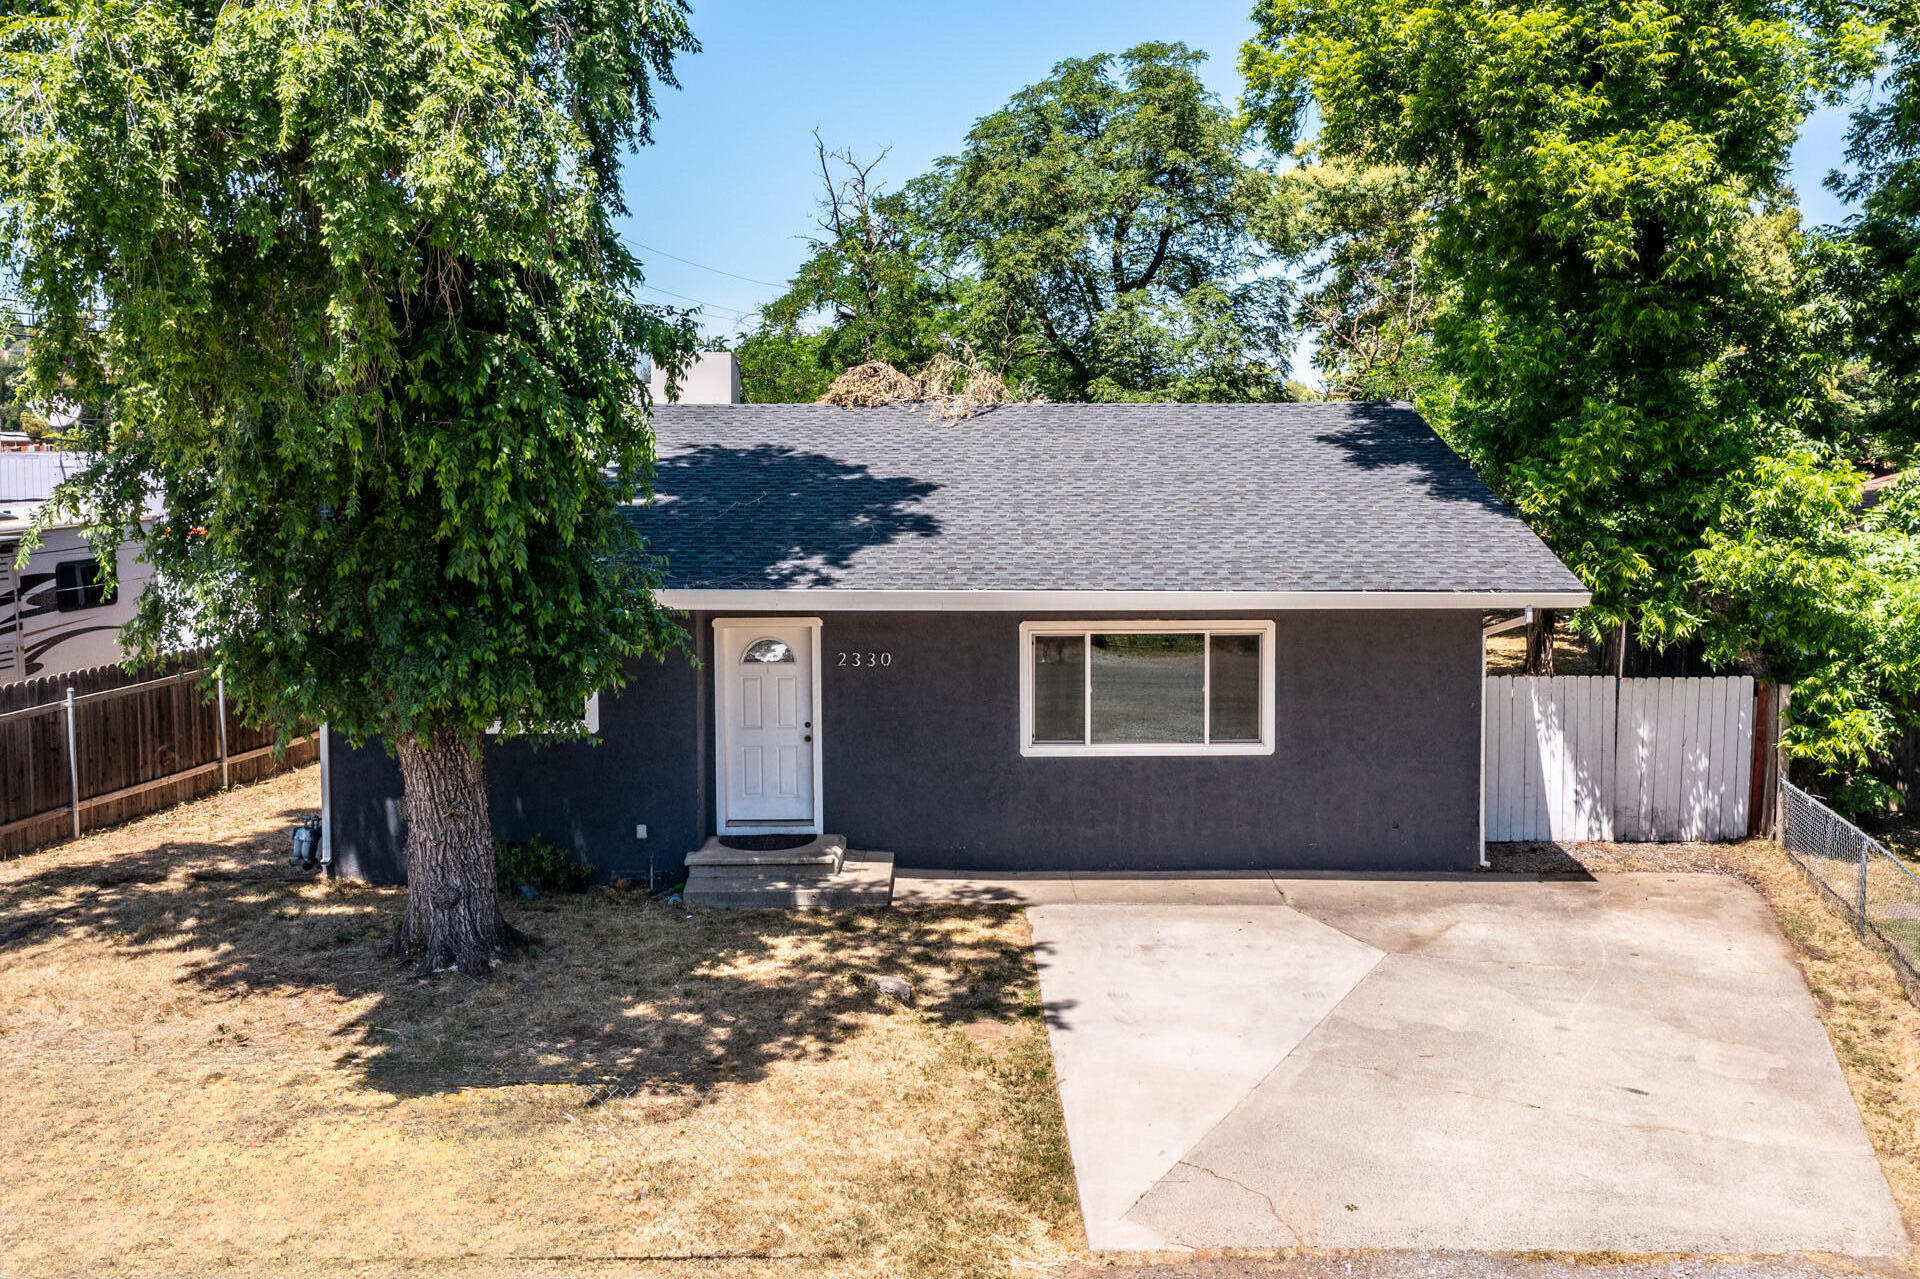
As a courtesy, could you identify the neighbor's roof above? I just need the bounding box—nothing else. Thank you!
[0,450,85,503]
[0,451,88,536]
[629,402,1588,606]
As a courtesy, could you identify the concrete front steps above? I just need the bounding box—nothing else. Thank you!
[683,834,895,909]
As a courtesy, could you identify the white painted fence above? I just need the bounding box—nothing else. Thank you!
[1484,676,1757,842]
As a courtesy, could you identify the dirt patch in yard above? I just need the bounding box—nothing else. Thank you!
[1862,810,1920,864]
[1489,838,1920,1246]
[1484,624,1603,676]
[0,765,1079,1278]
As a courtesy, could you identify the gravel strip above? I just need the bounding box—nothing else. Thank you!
[1484,840,1768,878]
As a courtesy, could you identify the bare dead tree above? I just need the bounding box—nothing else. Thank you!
[813,132,893,360]
[1312,244,1432,402]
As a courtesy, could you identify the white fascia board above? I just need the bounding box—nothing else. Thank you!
[656,588,1593,612]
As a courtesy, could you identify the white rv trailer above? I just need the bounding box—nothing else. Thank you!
[0,452,153,684]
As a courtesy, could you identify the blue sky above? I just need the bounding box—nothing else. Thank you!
[615,0,1860,376]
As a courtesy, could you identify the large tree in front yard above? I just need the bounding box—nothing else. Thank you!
[0,0,697,973]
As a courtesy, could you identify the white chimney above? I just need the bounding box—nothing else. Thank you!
[648,352,742,405]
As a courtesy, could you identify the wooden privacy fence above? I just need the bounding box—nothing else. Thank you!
[1484,676,1780,843]
[0,659,316,857]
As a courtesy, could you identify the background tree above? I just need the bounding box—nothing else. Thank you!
[0,325,33,436]
[1697,456,1920,811]
[1793,228,1909,469]
[0,309,79,440]
[737,139,954,402]
[1822,13,1920,466]
[1,0,698,972]
[734,325,838,404]
[919,42,1292,402]
[1255,155,1445,405]
[1242,0,1907,796]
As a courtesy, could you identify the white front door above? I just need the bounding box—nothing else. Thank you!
[717,620,819,829]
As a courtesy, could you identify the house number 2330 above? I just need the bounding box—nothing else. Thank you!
[837,651,892,668]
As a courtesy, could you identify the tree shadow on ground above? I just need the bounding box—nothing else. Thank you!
[0,805,1045,1106]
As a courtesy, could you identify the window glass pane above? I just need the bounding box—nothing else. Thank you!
[54,558,111,612]
[1090,633,1203,743]
[742,638,795,663]
[1209,634,1262,742]
[1031,635,1085,743]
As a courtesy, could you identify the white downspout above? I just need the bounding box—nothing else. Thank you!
[319,724,333,872]
[1474,626,1489,868]
[1480,609,1533,868]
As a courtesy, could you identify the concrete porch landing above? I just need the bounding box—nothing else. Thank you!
[684,835,894,908]
[686,832,846,871]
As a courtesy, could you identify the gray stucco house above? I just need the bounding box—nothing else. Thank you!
[323,399,1587,882]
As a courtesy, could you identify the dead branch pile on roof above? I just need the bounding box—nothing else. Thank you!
[818,346,1042,421]
[818,360,921,408]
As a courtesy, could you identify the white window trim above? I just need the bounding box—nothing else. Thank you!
[1018,619,1277,758]
[713,616,825,836]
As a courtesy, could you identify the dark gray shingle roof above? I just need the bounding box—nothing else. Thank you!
[629,402,1583,596]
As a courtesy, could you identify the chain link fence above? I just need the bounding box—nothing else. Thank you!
[1781,779,1920,1004]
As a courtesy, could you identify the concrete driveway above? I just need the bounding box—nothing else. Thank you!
[1016,874,1907,1256]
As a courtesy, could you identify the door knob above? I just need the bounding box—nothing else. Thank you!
[804,734,813,742]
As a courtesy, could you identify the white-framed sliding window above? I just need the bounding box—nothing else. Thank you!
[1018,620,1276,757]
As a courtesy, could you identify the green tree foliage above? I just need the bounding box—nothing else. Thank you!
[0,322,98,440]
[755,139,955,398]
[1792,229,1908,467]
[1,0,697,971]
[1243,0,1907,804]
[1697,464,1920,810]
[740,48,1293,405]
[1256,156,1445,403]
[734,325,838,404]
[0,329,31,435]
[918,43,1291,402]
[735,140,955,403]
[1824,13,1920,462]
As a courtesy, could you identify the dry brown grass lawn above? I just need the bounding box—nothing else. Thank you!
[15,770,1920,1279]
[0,765,1080,1278]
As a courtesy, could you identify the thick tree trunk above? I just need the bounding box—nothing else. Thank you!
[1523,608,1556,676]
[393,732,519,976]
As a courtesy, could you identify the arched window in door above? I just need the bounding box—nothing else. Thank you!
[742,638,795,663]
